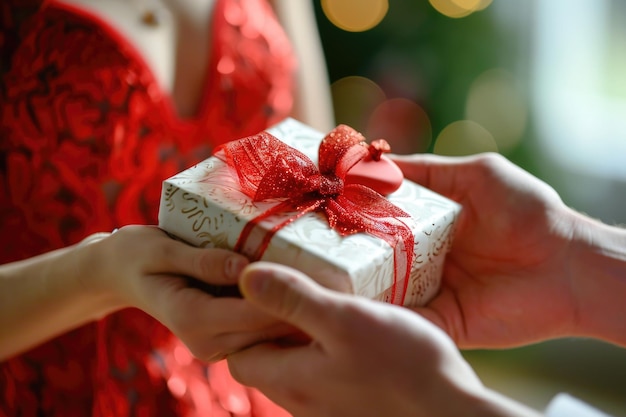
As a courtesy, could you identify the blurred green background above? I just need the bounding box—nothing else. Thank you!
[313,0,626,415]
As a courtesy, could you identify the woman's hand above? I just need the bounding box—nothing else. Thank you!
[0,225,288,361]
[227,262,542,417]
[391,152,626,348]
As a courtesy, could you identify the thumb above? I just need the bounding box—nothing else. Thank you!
[238,262,338,345]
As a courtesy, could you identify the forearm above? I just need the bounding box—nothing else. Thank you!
[0,238,123,359]
[569,208,626,346]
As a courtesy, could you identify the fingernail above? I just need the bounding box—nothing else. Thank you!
[225,256,249,280]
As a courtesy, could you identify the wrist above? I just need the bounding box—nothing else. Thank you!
[439,382,541,417]
[72,233,129,318]
[428,370,541,417]
[466,388,543,417]
[41,239,126,323]
[568,210,626,345]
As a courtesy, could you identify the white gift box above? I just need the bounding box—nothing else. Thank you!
[158,118,461,307]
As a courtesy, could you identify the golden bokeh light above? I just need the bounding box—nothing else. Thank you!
[465,68,527,154]
[433,120,498,155]
[473,0,494,11]
[429,0,492,18]
[331,76,386,133]
[321,0,389,32]
[365,98,432,154]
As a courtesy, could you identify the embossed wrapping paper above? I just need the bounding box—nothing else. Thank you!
[158,118,461,307]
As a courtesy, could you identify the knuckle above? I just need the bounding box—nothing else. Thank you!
[477,152,505,170]
[187,342,221,363]
[166,312,189,337]
[466,152,505,183]
[191,249,218,280]
[173,328,219,361]
[164,299,197,335]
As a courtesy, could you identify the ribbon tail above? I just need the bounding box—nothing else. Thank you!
[326,195,415,305]
[393,226,414,305]
[234,199,323,261]
[366,221,414,305]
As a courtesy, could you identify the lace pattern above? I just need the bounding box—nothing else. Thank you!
[0,0,295,415]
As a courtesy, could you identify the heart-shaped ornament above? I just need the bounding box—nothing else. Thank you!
[345,139,404,196]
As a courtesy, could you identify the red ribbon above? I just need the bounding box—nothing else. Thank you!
[214,124,415,305]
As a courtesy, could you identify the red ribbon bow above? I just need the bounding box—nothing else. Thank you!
[214,124,415,305]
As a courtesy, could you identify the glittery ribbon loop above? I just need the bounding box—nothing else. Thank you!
[214,124,415,305]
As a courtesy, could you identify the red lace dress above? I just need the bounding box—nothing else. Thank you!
[0,0,295,415]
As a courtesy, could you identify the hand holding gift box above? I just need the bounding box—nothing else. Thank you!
[159,118,461,307]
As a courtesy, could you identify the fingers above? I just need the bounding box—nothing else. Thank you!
[390,153,457,181]
[159,244,249,285]
[238,262,341,348]
[390,153,478,196]
[228,340,319,399]
[114,226,250,285]
[193,321,297,362]
[171,295,283,331]
[137,277,295,360]
[140,276,276,333]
